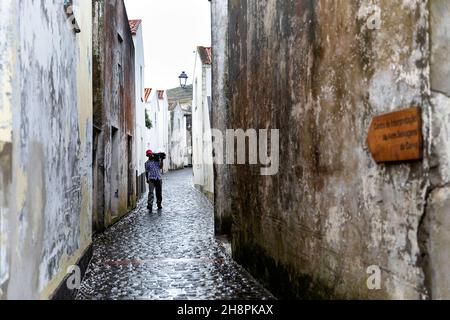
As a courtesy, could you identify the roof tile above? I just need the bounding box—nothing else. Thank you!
[129,19,142,35]
[144,88,152,103]
[197,46,212,65]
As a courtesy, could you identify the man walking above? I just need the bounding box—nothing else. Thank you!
[145,150,163,212]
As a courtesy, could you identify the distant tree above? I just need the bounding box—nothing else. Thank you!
[145,110,152,130]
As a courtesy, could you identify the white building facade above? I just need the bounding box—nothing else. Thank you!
[167,85,193,170]
[144,89,170,173]
[192,46,214,200]
[144,88,157,153]
[129,19,147,196]
[169,104,188,170]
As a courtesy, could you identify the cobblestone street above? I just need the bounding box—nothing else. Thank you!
[77,169,274,300]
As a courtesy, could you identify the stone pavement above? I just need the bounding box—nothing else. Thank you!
[77,169,274,300]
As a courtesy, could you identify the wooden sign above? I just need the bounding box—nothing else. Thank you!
[367,107,423,163]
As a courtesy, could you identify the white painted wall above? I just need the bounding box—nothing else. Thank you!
[132,22,147,176]
[192,54,203,188]
[0,0,93,299]
[192,49,214,199]
[145,90,170,173]
[159,92,170,173]
[145,91,158,153]
[169,104,188,170]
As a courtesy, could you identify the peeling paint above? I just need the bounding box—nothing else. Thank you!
[0,0,15,295]
[92,0,136,230]
[1,0,93,299]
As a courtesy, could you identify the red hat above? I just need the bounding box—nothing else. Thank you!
[146,150,153,156]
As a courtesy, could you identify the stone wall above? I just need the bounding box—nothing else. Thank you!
[0,0,93,299]
[221,0,448,299]
[420,0,450,300]
[92,0,136,231]
[211,0,232,236]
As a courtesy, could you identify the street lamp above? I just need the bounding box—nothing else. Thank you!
[179,71,188,88]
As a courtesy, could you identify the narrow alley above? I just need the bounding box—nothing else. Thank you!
[3,0,450,305]
[77,169,274,300]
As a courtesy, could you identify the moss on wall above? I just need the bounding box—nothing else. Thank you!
[225,0,431,299]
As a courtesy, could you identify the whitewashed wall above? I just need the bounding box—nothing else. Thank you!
[145,90,170,173]
[159,92,170,173]
[145,91,158,154]
[0,0,93,299]
[132,23,147,177]
[169,104,188,170]
[192,50,214,199]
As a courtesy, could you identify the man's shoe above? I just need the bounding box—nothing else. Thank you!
[147,206,152,212]
[157,206,163,211]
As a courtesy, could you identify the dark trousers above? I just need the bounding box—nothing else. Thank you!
[148,179,162,208]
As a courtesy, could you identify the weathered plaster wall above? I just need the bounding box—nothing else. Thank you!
[0,0,15,300]
[93,0,136,230]
[421,0,450,300]
[1,0,93,299]
[226,0,433,299]
[211,0,232,236]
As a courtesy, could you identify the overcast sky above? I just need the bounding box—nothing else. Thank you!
[124,0,211,91]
